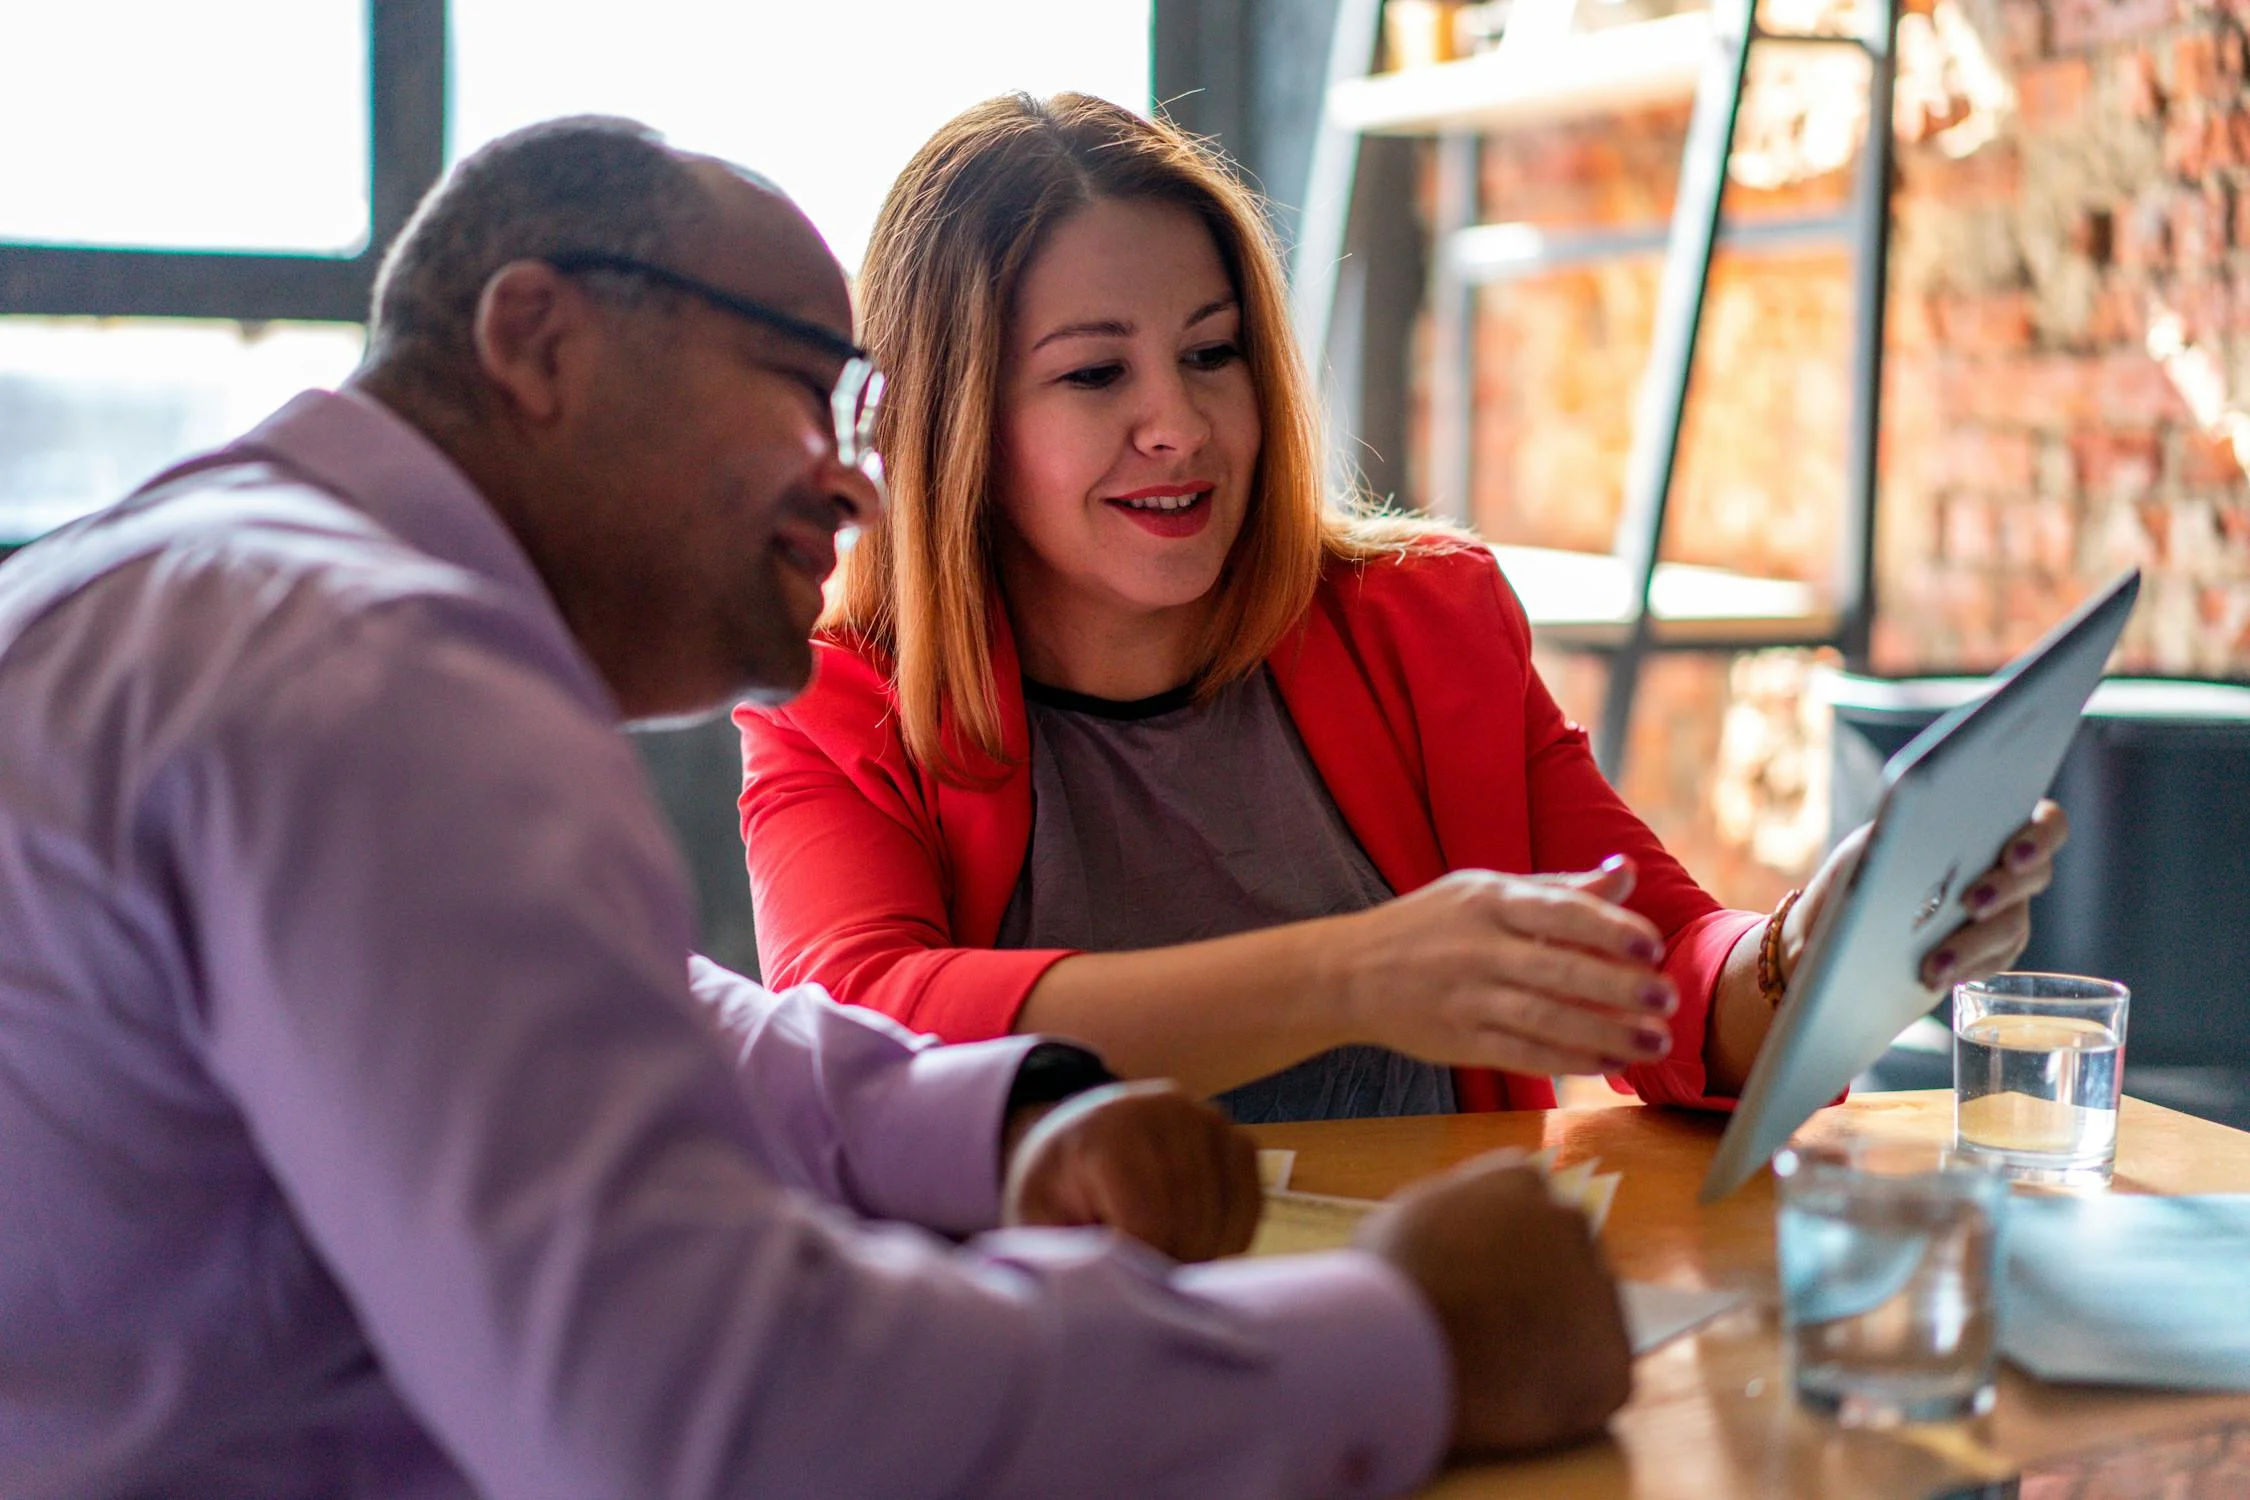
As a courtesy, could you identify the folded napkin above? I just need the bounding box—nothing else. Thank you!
[2002,1193,2250,1390]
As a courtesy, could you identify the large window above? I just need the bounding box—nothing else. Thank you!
[453,2,1150,272]
[0,2,370,255]
[0,319,366,540]
[1,0,1150,544]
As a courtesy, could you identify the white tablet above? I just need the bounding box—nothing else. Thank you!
[1699,569,2142,1202]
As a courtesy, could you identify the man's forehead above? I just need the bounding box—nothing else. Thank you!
[676,156,854,340]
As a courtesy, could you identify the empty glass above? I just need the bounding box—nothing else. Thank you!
[1774,1138,2007,1426]
[1954,972,2129,1188]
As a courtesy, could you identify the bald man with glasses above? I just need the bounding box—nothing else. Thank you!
[0,117,1629,1500]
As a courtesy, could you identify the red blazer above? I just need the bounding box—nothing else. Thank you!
[736,544,1760,1111]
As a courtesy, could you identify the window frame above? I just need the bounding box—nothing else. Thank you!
[0,0,446,324]
[0,1,441,557]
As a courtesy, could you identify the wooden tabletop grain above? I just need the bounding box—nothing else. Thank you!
[1248,1091,2250,1499]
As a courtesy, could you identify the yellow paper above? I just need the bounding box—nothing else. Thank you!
[1249,1190,1378,1257]
[1248,1152,1624,1258]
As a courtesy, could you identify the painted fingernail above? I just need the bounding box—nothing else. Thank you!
[1966,883,1997,914]
[1601,853,1629,873]
[1642,979,1677,1014]
[2010,839,2039,868]
[1629,935,1664,963]
[1928,949,1957,984]
[1635,1027,1670,1055]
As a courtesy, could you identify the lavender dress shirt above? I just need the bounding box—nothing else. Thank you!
[0,390,1450,1500]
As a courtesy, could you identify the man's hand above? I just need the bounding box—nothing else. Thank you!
[1001,1080,1262,1262]
[1357,1152,1632,1457]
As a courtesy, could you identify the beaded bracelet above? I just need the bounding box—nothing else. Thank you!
[1757,888,1804,1010]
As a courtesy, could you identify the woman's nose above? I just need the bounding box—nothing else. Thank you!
[1133,369,1212,454]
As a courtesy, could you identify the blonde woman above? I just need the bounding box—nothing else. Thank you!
[735,93,2062,1123]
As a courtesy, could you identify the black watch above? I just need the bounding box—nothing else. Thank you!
[1005,1041,1119,1113]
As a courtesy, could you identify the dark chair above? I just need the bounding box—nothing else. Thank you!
[1828,676,2250,1128]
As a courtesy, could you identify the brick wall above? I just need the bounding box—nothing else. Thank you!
[1886,0,2250,673]
[1436,0,2250,905]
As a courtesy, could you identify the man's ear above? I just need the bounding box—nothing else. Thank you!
[471,260,595,426]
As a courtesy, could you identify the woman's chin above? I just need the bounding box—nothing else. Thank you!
[1091,565,1232,620]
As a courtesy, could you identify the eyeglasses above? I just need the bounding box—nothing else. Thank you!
[542,250,886,485]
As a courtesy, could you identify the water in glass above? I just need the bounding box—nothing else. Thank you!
[1954,1012,2121,1185]
[1776,1150,2002,1426]
[1953,973,2129,1187]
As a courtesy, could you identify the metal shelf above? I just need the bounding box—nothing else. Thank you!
[1327,11,1714,135]
[1495,544,1836,652]
[1449,212,1851,282]
[1299,0,1899,776]
[1328,13,1875,138]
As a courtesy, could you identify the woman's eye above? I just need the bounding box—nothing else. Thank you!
[1184,342,1242,373]
[1060,362,1125,390]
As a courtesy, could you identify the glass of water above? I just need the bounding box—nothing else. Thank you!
[1774,1138,2006,1426]
[1953,972,2130,1188]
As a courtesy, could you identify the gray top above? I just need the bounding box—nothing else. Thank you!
[995,668,1456,1124]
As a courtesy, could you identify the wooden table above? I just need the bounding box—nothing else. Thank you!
[1249,1090,2250,1499]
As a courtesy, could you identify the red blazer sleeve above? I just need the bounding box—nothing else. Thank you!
[734,642,1072,1042]
[1488,561,1763,1109]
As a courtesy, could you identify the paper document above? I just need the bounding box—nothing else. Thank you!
[1246,1153,1736,1355]
[2001,1194,2250,1390]
[1253,1147,1616,1239]
[1617,1282,1747,1353]
[1250,1189,1379,1258]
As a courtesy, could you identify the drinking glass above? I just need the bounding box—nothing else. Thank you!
[1953,972,2130,1188]
[1773,1138,2006,1426]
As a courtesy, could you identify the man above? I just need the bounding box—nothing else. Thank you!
[0,118,1629,1498]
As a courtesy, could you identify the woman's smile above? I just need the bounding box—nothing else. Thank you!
[1105,483,1217,538]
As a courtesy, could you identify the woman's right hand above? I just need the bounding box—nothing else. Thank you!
[1322,857,1678,1076]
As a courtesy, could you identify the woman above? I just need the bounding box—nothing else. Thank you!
[734,92,2061,1122]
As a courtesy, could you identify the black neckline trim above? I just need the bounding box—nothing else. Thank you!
[1021,676,1197,721]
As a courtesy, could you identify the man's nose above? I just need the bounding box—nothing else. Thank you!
[826,453,885,529]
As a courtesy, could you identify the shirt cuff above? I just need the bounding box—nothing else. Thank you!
[1174,1250,1453,1499]
[1005,1040,1119,1111]
[846,1031,1045,1236]
[1616,908,1765,1111]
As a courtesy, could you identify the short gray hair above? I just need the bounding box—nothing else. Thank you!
[364,116,713,400]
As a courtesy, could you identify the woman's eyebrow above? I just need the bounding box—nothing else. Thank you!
[1183,296,1238,329]
[1028,297,1238,352]
[1031,318,1133,352]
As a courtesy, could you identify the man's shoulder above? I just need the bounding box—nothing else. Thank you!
[1,463,583,752]
[2,461,473,650]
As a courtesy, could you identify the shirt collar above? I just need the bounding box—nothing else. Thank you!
[229,387,557,618]
[218,387,618,718]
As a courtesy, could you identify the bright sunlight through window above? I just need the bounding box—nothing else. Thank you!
[451,0,1153,273]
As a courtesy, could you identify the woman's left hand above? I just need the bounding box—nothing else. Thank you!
[1783,799,2071,993]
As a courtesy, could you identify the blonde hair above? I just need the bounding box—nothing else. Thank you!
[830,92,1462,780]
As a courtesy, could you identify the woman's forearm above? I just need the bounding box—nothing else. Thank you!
[1703,922,1779,1097]
[1015,868,1686,1098]
[1013,920,1363,1098]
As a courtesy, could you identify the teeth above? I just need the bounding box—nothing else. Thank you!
[1121,492,1204,511]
